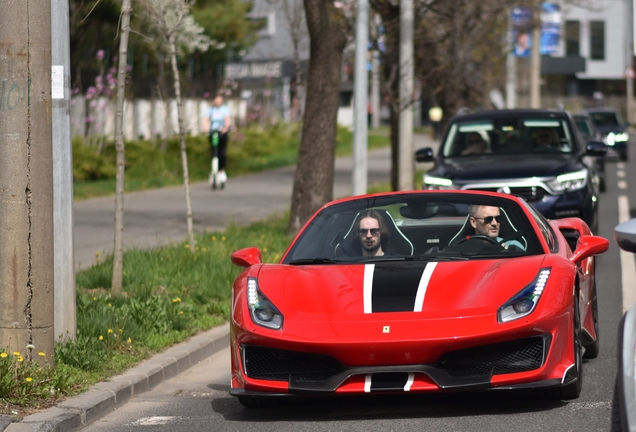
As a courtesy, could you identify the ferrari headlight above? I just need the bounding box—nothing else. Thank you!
[247,277,283,330]
[423,175,455,190]
[547,169,588,192]
[498,268,551,323]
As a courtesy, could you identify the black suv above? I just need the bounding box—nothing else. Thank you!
[584,107,629,161]
[415,109,606,232]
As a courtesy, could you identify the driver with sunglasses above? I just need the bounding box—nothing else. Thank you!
[352,210,392,257]
[468,205,525,251]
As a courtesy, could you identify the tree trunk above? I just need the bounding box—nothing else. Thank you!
[111,0,132,294]
[287,0,348,235]
[169,39,195,250]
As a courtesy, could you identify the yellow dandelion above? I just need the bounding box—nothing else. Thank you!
[99,335,104,341]
[274,254,280,261]
[119,329,123,333]
[185,244,190,249]
[221,236,226,241]
[17,356,23,362]
[108,304,112,307]
[107,329,113,334]
[127,338,132,344]
[0,353,7,358]
[196,246,199,251]
[38,352,45,357]
[93,297,97,301]
[13,352,20,356]
[263,248,268,253]
[202,247,207,252]
[212,236,217,241]
[261,234,265,239]
[172,297,181,303]
[179,311,184,315]
[25,377,33,382]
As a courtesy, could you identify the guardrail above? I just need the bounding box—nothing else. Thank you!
[616,302,636,431]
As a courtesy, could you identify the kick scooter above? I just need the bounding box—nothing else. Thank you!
[209,131,221,189]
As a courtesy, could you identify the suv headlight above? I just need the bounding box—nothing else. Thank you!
[498,268,551,323]
[247,277,283,330]
[547,169,588,192]
[605,132,629,145]
[423,175,456,190]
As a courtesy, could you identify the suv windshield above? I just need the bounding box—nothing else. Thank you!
[588,111,621,127]
[442,117,574,157]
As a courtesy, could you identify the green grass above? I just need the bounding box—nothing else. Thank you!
[0,214,293,418]
[73,124,391,200]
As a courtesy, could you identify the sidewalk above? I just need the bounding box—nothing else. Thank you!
[4,133,438,431]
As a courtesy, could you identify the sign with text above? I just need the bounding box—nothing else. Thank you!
[224,61,283,80]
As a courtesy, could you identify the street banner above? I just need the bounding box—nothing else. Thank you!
[511,3,561,58]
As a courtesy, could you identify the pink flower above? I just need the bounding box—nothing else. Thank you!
[96,50,105,61]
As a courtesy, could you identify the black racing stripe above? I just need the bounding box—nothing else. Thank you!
[369,372,409,391]
[371,262,428,312]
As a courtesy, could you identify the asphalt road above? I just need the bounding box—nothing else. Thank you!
[73,133,437,270]
[74,142,634,431]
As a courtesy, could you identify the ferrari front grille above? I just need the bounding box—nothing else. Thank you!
[437,335,551,377]
[242,345,343,382]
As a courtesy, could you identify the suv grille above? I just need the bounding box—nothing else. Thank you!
[467,186,549,202]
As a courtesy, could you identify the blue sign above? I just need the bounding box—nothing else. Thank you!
[511,3,561,58]
[540,3,561,55]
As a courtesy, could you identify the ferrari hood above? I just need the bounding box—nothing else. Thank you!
[256,257,547,320]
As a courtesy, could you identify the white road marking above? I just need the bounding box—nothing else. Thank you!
[568,401,611,410]
[618,170,626,178]
[618,162,626,170]
[618,195,636,312]
[129,416,181,426]
[619,180,628,189]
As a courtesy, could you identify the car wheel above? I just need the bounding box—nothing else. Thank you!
[559,295,583,399]
[583,280,600,359]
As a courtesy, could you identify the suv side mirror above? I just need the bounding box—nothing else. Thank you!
[415,147,434,162]
[585,141,607,157]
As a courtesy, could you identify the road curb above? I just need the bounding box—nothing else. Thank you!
[3,323,230,432]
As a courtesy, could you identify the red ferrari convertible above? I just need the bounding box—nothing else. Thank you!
[229,190,609,407]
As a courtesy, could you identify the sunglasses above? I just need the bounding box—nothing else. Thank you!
[359,228,381,236]
[472,215,502,224]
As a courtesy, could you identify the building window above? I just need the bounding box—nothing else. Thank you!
[565,20,580,56]
[251,12,276,37]
[590,21,605,60]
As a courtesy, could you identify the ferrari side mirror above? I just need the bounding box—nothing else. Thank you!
[569,235,609,265]
[231,247,262,268]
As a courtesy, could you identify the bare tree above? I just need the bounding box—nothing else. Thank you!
[286,0,350,235]
[138,0,210,250]
[112,0,133,294]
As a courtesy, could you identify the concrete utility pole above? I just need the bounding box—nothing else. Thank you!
[352,0,369,196]
[506,11,517,109]
[371,51,381,129]
[398,0,414,190]
[0,0,55,363]
[52,0,77,341]
[626,0,634,124]
[529,5,541,108]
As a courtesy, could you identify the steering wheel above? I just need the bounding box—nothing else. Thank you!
[451,234,501,246]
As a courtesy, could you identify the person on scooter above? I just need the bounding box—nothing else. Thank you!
[203,94,231,189]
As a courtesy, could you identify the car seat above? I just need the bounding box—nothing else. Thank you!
[448,208,527,250]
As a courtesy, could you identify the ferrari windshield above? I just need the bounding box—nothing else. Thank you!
[282,193,543,264]
[442,117,574,157]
